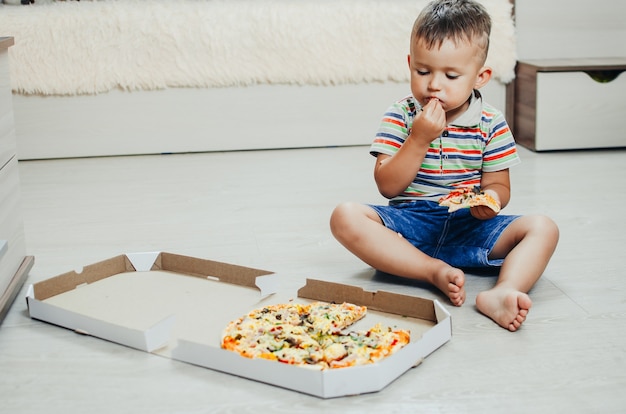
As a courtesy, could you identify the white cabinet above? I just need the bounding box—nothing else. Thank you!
[0,37,33,322]
[511,58,626,151]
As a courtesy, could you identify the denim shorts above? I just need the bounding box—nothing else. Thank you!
[368,201,520,268]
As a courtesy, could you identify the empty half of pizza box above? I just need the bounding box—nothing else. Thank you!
[26,251,451,399]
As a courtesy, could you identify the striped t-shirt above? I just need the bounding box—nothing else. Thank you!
[370,91,521,204]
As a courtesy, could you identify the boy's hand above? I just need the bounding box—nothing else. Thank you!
[408,99,446,145]
[471,205,499,220]
[471,189,501,220]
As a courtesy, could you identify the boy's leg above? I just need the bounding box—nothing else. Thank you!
[330,201,466,306]
[477,215,559,331]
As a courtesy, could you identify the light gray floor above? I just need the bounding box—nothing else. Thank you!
[2,144,626,413]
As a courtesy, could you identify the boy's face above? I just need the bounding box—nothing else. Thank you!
[408,37,491,121]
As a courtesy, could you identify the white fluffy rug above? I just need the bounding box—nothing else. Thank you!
[1,0,516,96]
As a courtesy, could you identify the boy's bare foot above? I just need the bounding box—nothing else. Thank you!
[475,288,532,332]
[432,267,466,306]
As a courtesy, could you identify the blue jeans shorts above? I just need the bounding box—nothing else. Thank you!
[369,201,520,268]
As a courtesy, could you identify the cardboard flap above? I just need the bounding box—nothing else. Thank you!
[158,252,274,288]
[32,255,134,301]
[173,339,325,396]
[126,251,161,272]
[172,337,418,399]
[144,315,177,352]
[255,274,279,297]
[297,279,437,321]
[27,292,174,352]
[413,306,452,357]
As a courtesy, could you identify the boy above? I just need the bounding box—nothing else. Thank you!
[330,0,559,331]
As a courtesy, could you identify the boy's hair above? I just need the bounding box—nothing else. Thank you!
[411,0,491,62]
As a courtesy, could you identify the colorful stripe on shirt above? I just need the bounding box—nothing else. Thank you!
[370,95,521,203]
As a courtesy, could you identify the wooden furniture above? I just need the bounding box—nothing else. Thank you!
[508,58,626,151]
[0,37,34,322]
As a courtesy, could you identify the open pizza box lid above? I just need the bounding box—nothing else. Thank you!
[26,252,451,399]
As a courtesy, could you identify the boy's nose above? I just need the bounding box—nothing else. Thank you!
[428,75,442,91]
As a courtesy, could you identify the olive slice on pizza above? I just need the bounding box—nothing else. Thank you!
[438,186,500,213]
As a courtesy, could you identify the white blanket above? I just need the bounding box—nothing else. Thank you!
[0,0,516,96]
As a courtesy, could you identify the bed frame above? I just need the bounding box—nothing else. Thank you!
[3,0,517,160]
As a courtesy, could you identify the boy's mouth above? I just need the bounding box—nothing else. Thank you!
[424,97,443,108]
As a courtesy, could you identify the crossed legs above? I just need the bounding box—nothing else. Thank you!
[330,202,559,331]
[330,202,466,306]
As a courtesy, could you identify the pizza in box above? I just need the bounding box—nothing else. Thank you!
[221,301,410,370]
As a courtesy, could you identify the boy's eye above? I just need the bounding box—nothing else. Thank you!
[446,74,460,80]
[417,70,429,76]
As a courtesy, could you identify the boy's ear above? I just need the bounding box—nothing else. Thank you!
[474,66,493,89]
[407,54,411,68]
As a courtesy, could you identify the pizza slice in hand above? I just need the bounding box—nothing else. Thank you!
[439,186,500,213]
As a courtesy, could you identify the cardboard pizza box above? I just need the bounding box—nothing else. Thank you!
[26,252,451,399]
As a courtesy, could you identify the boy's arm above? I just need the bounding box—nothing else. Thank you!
[472,169,512,220]
[374,144,428,199]
[374,99,446,198]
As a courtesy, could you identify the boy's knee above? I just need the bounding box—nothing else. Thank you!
[530,215,560,243]
[330,202,354,233]
[329,202,363,239]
